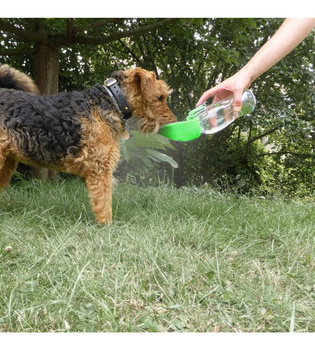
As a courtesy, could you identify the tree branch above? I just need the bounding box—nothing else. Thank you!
[256,151,314,159]
[0,47,37,56]
[0,19,46,43]
[0,18,180,50]
[73,18,180,45]
[246,123,253,158]
[74,18,124,34]
[250,125,282,143]
[115,39,143,64]
[66,18,75,40]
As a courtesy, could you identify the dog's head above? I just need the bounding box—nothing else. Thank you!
[113,68,177,133]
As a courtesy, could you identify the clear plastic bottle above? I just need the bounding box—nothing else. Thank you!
[158,90,256,141]
[187,89,256,134]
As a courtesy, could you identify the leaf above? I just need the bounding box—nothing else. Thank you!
[120,130,178,173]
[147,149,178,168]
[120,139,130,162]
[246,18,257,29]
[130,130,175,150]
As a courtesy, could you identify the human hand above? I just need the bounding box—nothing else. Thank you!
[196,18,315,111]
[196,70,251,111]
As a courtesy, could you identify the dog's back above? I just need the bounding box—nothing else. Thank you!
[0,65,84,165]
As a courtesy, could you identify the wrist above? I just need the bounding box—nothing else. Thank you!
[238,65,256,87]
[232,66,254,93]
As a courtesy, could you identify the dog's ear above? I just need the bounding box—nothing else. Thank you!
[133,69,156,100]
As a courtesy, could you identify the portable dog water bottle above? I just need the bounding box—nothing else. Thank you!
[158,90,256,141]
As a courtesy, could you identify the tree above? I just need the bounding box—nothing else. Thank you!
[0,18,178,92]
[0,18,179,178]
[107,18,314,195]
[1,18,314,195]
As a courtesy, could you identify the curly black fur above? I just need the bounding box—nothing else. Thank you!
[0,84,116,165]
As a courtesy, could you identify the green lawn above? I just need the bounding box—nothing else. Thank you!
[0,178,314,332]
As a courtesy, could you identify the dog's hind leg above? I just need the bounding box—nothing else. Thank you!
[85,172,113,224]
[0,156,18,193]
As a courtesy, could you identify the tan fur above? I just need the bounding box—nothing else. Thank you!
[122,68,175,133]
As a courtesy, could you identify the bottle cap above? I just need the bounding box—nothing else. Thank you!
[158,117,201,141]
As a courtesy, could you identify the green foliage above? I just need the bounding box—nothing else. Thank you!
[1,18,314,196]
[183,129,270,192]
[120,130,178,173]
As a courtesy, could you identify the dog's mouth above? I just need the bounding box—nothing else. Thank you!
[140,118,177,134]
[159,119,176,127]
[139,120,160,134]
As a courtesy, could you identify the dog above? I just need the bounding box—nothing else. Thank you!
[0,64,176,224]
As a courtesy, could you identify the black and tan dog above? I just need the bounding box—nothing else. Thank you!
[0,64,176,223]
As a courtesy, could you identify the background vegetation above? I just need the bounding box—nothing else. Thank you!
[0,18,314,196]
[0,19,314,333]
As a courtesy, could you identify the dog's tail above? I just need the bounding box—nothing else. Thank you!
[0,64,39,94]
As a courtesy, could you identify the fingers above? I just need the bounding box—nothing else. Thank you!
[197,86,244,112]
[196,85,234,106]
[196,87,218,106]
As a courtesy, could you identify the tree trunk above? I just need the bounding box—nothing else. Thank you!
[34,43,60,95]
[31,43,60,180]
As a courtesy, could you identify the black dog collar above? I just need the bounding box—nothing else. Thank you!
[103,78,132,121]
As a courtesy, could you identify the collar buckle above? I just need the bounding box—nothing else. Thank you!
[103,78,132,121]
[104,77,117,87]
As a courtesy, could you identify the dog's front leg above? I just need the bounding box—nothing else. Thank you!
[85,172,113,224]
[0,156,18,194]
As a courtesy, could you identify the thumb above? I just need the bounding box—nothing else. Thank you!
[233,89,243,112]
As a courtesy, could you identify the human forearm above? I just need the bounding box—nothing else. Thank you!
[241,18,315,84]
[197,18,315,109]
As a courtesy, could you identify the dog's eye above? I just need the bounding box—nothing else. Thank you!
[158,96,164,102]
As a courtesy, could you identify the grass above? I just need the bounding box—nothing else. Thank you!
[0,178,314,332]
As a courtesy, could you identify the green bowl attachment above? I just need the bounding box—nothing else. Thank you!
[158,117,201,141]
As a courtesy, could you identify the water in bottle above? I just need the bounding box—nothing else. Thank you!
[158,90,256,141]
[187,89,256,134]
